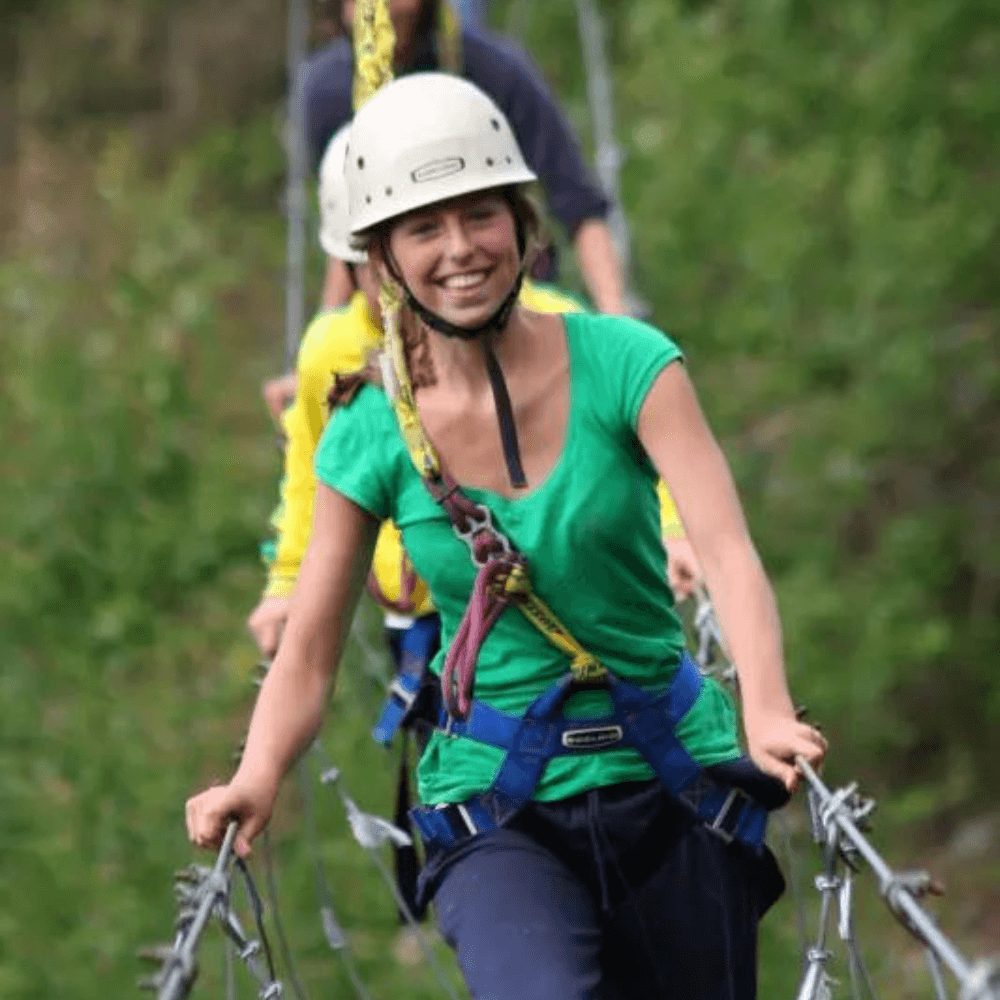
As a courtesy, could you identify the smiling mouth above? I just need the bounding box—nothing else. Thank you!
[437,269,490,291]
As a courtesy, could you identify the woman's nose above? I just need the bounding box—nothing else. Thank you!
[443,217,475,260]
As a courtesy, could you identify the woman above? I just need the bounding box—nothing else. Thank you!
[187,74,826,998]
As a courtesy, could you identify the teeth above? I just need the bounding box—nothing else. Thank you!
[442,271,487,289]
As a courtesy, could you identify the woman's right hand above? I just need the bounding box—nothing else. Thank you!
[185,779,276,858]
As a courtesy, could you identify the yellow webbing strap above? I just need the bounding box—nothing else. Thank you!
[352,0,396,110]
[502,565,607,682]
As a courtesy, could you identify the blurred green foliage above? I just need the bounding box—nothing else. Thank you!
[1,0,997,996]
[514,0,1000,800]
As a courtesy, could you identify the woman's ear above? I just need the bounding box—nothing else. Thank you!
[366,237,391,282]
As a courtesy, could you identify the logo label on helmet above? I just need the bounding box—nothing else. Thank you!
[411,157,466,183]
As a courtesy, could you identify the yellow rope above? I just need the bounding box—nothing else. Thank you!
[352,0,396,110]
[379,281,442,479]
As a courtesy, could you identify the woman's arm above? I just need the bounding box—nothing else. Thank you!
[636,362,825,789]
[187,484,378,855]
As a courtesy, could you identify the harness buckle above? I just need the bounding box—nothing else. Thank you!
[454,803,480,837]
[707,787,749,844]
[389,677,417,710]
[433,802,482,840]
[561,724,624,751]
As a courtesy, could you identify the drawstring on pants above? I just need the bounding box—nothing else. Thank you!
[586,790,612,915]
[585,787,672,994]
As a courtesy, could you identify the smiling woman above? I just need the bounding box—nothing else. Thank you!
[185,73,826,999]
[383,192,527,337]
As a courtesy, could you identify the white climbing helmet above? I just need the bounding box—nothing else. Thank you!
[345,72,537,241]
[318,125,368,264]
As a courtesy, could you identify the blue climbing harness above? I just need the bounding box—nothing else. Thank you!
[411,652,779,854]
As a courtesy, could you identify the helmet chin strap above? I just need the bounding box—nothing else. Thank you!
[381,237,529,489]
[401,271,523,342]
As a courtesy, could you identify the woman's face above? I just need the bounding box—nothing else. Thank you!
[385,192,521,329]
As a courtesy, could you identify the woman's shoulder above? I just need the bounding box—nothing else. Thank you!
[315,380,401,520]
[318,379,399,466]
[316,376,405,500]
[564,313,684,430]
[565,311,683,368]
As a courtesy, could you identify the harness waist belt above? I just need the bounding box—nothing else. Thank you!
[412,653,779,853]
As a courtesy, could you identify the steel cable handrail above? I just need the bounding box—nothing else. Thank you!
[691,593,999,1000]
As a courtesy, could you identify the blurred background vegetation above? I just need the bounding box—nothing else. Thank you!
[1,0,996,996]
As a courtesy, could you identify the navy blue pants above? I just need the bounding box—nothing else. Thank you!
[423,780,784,1000]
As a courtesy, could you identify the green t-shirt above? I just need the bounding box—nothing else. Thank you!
[316,312,741,804]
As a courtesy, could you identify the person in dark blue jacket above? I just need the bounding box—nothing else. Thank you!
[453,0,488,28]
[305,0,627,315]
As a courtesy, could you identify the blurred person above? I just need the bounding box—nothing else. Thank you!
[191,75,826,998]
[660,480,703,602]
[305,0,627,315]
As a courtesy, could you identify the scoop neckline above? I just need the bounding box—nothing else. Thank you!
[460,311,579,508]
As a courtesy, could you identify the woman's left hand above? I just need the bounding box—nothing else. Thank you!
[743,709,827,793]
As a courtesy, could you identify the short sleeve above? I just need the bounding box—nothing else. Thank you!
[623,325,683,430]
[574,315,682,431]
[314,386,394,521]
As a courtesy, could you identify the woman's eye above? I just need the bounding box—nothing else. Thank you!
[468,205,499,222]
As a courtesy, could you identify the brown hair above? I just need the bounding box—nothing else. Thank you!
[504,185,546,274]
